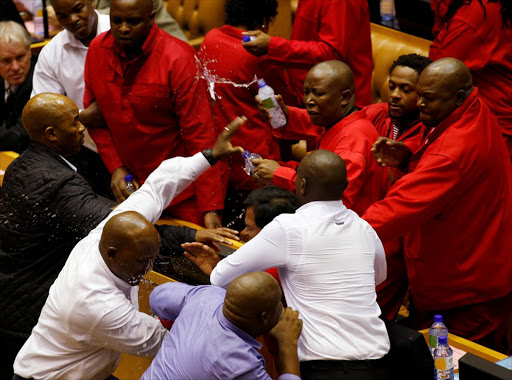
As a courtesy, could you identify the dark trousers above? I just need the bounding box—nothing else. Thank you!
[300,358,392,380]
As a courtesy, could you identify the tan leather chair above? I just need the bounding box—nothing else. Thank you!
[167,0,292,49]
[370,23,431,103]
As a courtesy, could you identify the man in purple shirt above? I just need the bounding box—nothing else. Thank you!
[142,271,302,380]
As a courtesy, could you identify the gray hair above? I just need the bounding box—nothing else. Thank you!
[0,21,31,49]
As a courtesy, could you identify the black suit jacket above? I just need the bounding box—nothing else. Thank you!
[0,56,36,153]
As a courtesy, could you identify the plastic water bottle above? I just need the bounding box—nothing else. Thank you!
[429,314,449,356]
[32,0,45,38]
[380,0,396,21]
[125,174,136,194]
[242,150,261,176]
[434,336,454,380]
[242,35,256,42]
[257,79,287,129]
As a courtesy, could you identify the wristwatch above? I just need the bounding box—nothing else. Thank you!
[202,149,217,166]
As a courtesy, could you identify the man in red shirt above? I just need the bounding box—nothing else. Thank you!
[253,60,389,217]
[242,0,373,107]
[83,0,223,227]
[366,58,512,353]
[430,0,512,157]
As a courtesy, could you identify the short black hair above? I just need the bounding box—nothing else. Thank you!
[225,0,278,30]
[389,54,433,77]
[244,186,299,229]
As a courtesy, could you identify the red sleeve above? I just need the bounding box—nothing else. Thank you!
[363,154,461,243]
[273,107,323,144]
[266,2,347,65]
[273,165,297,192]
[338,150,367,212]
[83,43,123,174]
[429,20,487,71]
[170,49,225,211]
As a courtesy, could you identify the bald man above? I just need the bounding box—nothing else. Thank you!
[142,272,302,379]
[83,0,224,229]
[253,61,389,216]
[12,114,246,379]
[365,58,512,353]
[195,150,391,379]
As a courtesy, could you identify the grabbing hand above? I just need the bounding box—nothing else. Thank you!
[269,307,303,345]
[242,30,271,56]
[252,158,280,185]
[111,166,140,203]
[255,94,288,125]
[195,227,240,252]
[212,116,246,161]
[182,242,221,276]
[371,137,412,168]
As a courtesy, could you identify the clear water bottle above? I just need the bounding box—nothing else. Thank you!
[257,79,287,129]
[242,150,261,176]
[125,174,136,194]
[434,336,454,380]
[242,35,256,42]
[380,0,396,21]
[429,314,449,356]
[32,0,45,38]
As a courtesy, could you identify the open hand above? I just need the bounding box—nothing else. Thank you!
[195,227,240,252]
[212,116,246,161]
[371,137,412,168]
[182,242,221,276]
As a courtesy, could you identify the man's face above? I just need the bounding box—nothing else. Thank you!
[52,0,96,42]
[303,69,344,128]
[388,65,420,119]
[113,235,159,286]
[241,207,261,243]
[0,39,30,86]
[110,0,154,53]
[53,99,85,156]
[417,71,458,128]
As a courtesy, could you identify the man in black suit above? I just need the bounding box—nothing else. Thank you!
[0,20,35,153]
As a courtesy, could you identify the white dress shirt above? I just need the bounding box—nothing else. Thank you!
[211,200,390,362]
[14,153,211,380]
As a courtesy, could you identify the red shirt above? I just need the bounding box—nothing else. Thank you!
[363,89,512,311]
[430,0,512,135]
[84,24,223,212]
[199,25,283,191]
[266,0,373,107]
[273,108,390,216]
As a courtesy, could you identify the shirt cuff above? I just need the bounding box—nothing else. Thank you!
[273,165,297,192]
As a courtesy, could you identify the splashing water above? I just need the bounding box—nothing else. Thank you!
[195,56,258,101]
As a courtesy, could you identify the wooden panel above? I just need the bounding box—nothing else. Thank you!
[0,151,19,185]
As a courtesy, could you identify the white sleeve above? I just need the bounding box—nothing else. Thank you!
[88,296,167,357]
[92,153,210,233]
[373,231,387,286]
[31,46,66,98]
[210,220,287,288]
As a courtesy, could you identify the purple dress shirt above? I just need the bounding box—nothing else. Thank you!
[141,282,300,380]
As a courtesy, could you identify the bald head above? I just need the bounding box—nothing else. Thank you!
[417,58,473,127]
[223,272,283,337]
[100,211,160,285]
[295,150,348,205]
[303,61,356,128]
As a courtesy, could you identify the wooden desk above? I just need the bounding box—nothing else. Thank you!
[0,151,19,185]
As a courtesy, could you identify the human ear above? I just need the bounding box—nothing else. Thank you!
[106,246,117,260]
[340,89,352,106]
[455,89,466,107]
[44,126,57,141]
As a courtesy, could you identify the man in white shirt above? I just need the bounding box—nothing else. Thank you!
[187,149,391,380]
[13,105,246,380]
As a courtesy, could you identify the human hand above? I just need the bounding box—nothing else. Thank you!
[255,94,289,124]
[196,227,240,252]
[204,211,222,229]
[371,137,412,168]
[269,307,303,345]
[212,116,246,160]
[251,159,280,185]
[182,242,221,276]
[242,30,271,56]
[111,166,140,203]
[80,101,106,129]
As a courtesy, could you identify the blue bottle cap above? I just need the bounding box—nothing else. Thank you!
[434,315,443,323]
[438,335,448,345]
[257,79,267,88]
[125,174,133,182]
[242,150,250,158]
[242,35,251,42]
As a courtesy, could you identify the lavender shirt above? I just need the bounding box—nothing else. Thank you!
[142,282,300,380]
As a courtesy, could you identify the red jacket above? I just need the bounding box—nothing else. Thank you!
[199,25,283,191]
[273,108,390,216]
[266,0,373,107]
[84,24,223,212]
[430,0,512,135]
[363,89,512,311]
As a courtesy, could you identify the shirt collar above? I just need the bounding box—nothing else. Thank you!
[217,307,262,350]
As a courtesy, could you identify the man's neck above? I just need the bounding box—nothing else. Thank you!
[78,15,98,47]
[391,111,420,133]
